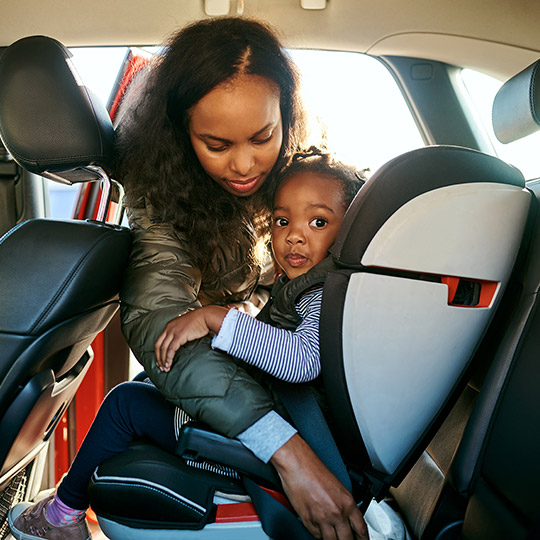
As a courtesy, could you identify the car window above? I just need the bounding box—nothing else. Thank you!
[290,49,424,173]
[461,68,540,180]
[47,47,424,218]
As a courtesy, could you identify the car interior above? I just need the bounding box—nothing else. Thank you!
[0,1,539,539]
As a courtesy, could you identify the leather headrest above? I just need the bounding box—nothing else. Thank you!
[492,60,540,144]
[0,35,114,179]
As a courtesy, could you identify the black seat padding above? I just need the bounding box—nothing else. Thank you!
[0,34,131,505]
[0,35,114,179]
[90,441,245,530]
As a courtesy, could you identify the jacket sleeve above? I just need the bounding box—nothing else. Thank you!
[120,211,275,437]
[136,336,276,438]
[120,219,202,360]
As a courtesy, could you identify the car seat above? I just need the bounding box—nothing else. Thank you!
[88,140,531,538]
[0,35,131,538]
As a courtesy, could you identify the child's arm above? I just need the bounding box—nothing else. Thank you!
[213,288,322,383]
[155,305,229,371]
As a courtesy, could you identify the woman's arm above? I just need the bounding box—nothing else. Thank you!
[272,434,369,539]
[120,215,204,366]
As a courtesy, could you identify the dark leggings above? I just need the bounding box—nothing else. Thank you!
[57,381,177,510]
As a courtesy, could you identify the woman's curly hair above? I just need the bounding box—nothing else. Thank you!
[114,17,307,269]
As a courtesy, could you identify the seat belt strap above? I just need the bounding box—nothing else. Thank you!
[275,381,352,492]
[242,475,315,539]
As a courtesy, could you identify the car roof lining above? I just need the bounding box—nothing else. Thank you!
[1,0,540,79]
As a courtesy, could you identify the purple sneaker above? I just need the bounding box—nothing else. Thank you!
[8,495,92,540]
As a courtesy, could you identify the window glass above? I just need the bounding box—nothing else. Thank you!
[47,47,424,218]
[290,49,424,174]
[461,68,540,180]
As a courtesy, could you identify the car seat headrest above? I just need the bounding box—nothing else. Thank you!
[331,145,525,267]
[492,59,540,144]
[0,35,114,182]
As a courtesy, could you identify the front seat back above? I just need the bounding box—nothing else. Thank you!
[0,34,131,521]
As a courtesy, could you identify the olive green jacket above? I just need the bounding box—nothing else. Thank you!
[120,201,275,437]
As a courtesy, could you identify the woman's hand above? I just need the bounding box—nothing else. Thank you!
[155,306,229,371]
[270,434,369,540]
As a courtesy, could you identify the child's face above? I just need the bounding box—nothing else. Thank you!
[272,172,346,280]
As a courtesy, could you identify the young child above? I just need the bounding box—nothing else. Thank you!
[155,148,364,385]
[8,148,364,540]
[154,147,364,479]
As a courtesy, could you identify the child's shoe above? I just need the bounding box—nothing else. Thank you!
[8,495,92,540]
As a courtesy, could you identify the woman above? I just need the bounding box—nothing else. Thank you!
[8,18,368,540]
[117,17,367,540]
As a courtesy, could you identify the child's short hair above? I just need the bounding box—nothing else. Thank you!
[278,147,366,209]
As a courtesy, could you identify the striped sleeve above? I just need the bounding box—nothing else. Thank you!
[212,287,323,383]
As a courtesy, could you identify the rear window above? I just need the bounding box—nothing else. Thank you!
[290,49,424,173]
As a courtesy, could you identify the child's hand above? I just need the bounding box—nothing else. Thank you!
[155,309,211,372]
[154,306,229,372]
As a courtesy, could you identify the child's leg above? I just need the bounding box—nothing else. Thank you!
[56,380,177,511]
[9,381,177,539]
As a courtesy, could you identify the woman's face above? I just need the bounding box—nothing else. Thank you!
[188,74,283,197]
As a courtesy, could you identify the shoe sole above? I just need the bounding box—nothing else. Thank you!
[8,502,32,540]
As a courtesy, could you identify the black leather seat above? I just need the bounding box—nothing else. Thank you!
[0,35,131,534]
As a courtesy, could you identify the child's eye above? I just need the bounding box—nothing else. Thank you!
[311,217,328,228]
[274,217,289,227]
